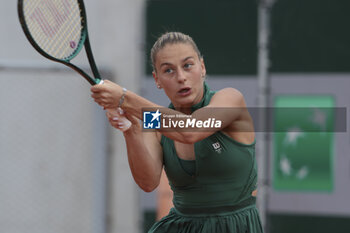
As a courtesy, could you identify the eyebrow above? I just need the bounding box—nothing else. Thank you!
[160,56,195,68]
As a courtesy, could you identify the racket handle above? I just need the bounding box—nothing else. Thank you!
[107,107,132,132]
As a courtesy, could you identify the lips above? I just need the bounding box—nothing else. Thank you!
[178,87,191,96]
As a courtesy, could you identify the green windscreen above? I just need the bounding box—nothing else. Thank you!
[273,95,334,192]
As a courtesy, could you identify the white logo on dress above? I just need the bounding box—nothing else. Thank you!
[212,142,222,154]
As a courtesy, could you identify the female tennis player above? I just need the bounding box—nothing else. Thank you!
[91,32,263,233]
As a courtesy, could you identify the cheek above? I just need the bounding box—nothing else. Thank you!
[159,77,172,88]
[192,66,203,77]
[160,80,177,95]
[191,70,203,82]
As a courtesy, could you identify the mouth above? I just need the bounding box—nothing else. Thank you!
[177,87,192,96]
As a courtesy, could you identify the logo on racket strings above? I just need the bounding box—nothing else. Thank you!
[70,41,76,48]
[29,0,71,38]
[143,110,161,129]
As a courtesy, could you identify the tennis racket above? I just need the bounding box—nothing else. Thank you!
[18,0,101,85]
[18,0,131,131]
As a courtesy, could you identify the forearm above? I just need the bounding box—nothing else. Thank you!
[121,91,194,143]
[122,93,217,143]
[122,90,161,119]
[115,87,242,144]
[92,81,221,143]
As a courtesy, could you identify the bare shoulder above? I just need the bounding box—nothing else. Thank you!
[218,87,244,98]
[216,88,255,143]
[209,87,245,108]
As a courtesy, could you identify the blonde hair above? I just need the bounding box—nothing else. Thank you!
[150,32,202,71]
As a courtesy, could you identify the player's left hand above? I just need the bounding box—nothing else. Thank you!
[106,108,132,132]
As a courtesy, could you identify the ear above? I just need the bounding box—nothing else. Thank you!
[200,58,206,77]
[152,71,160,87]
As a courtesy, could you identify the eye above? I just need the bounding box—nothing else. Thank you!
[184,63,193,69]
[164,68,173,74]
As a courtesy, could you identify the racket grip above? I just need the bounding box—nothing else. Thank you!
[107,107,132,132]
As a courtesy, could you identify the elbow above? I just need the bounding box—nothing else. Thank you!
[137,180,159,193]
[141,186,157,193]
[140,183,158,193]
[132,170,162,193]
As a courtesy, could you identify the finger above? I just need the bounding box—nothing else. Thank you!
[97,101,108,108]
[106,103,118,109]
[106,108,121,120]
[91,93,103,101]
[103,79,111,84]
[90,86,100,93]
[91,84,106,93]
[109,120,125,131]
[108,118,119,126]
[95,100,111,109]
[94,98,103,105]
[106,111,112,118]
[92,97,102,104]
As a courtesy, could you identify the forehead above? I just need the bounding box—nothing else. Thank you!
[155,43,198,64]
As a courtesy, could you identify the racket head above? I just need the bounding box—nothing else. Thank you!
[18,0,87,63]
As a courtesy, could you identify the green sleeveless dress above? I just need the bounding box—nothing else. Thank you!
[148,83,263,233]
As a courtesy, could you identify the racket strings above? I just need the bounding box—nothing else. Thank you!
[23,0,83,60]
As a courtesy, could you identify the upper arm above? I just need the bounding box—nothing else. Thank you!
[184,88,247,143]
[194,88,246,125]
[207,87,245,109]
[141,130,163,179]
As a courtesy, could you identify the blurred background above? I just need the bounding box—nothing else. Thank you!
[1,0,349,233]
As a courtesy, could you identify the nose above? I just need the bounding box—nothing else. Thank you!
[176,69,186,83]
